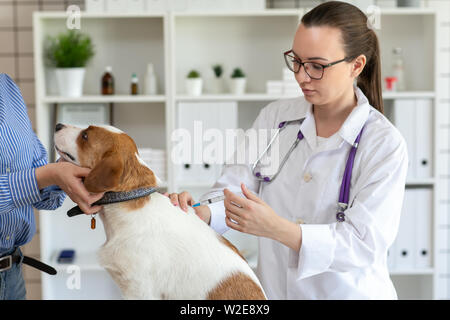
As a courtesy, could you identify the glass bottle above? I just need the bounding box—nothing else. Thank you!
[101,66,114,95]
[392,47,405,91]
[131,73,139,95]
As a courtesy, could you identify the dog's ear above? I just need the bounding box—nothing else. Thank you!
[84,151,124,193]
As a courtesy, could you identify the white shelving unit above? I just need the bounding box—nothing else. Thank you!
[33,7,443,299]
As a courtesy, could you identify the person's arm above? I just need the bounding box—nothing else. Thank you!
[30,132,66,210]
[288,134,408,280]
[0,169,42,214]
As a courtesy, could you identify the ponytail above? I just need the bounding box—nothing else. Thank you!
[301,1,384,114]
[357,31,383,114]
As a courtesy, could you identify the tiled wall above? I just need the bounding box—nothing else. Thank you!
[0,0,84,300]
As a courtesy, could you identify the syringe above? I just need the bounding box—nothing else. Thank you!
[192,195,225,207]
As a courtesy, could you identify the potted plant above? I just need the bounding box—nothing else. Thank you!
[210,64,224,94]
[45,30,95,97]
[230,67,246,95]
[186,70,203,96]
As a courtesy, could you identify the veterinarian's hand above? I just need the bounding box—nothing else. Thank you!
[52,162,105,215]
[224,183,302,251]
[163,191,211,224]
[223,183,284,239]
[164,191,194,212]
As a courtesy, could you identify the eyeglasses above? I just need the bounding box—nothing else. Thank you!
[283,49,353,80]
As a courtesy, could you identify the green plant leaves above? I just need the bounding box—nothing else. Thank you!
[44,30,95,68]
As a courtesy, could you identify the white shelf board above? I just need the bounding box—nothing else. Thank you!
[390,268,434,276]
[176,91,435,102]
[405,178,436,186]
[382,91,435,99]
[42,95,166,104]
[176,93,302,102]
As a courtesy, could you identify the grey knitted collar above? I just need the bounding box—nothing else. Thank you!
[67,187,158,217]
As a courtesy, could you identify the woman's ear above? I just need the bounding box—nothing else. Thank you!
[84,151,124,193]
[351,54,366,78]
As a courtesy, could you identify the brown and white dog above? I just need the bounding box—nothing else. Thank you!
[54,123,266,300]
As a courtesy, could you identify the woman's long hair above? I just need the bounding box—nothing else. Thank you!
[301,1,383,114]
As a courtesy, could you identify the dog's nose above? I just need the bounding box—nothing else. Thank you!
[55,123,65,132]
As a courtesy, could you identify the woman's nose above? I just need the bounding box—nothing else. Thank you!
[296,65,311,83]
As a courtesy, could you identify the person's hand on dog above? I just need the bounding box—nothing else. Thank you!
[163,191,211,224]
[36,158,104,215]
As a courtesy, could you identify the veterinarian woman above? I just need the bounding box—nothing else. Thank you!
[166,1,408,299]
[0,73,104,299]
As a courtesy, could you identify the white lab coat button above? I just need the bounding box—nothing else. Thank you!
[303,173,312,182]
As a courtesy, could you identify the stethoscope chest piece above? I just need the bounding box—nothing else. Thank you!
[336,212,346,222]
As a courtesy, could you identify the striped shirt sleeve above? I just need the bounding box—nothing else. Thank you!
[0,169,40,213]
[30,131,66,210]
[0,135,66,213]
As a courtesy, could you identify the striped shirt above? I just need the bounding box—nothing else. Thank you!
[0,73,66,256]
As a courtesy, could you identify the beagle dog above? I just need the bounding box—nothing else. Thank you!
[54,123,266,300]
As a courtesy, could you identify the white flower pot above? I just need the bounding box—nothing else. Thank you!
[55,67,86,97]
[230,77,246,95]
[186,78,203,96]
[210,77,224,94]
[45,68,59,95]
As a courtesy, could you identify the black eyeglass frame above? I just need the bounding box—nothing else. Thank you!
[283,49,355,80]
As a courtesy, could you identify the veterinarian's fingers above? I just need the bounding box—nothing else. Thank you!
[168,193,180,207]
[224,194,247,216]
[179,191,193,212]
[225,208,243,226]
[223,188,249,209]
[163,192,169,197]
[225,216,244,232]
[241,183,263,203]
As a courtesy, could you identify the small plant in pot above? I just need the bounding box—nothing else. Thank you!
[45,30,95,97]
[230,67,246,95]
[186,70,203,96]
[210,64,224,94]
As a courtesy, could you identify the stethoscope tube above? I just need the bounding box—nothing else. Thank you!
[252,120,304,182]
[252,119,366,223]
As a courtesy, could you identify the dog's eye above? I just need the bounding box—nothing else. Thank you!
[82,132,88,141]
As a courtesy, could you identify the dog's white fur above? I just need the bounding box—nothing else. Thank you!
[98,192,263,299]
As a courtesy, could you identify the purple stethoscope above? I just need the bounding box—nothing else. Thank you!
[251,119,365,223]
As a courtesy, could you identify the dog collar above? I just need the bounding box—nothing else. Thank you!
[67,187,158,217]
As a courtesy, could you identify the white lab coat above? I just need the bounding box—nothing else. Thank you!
[199,85,408,299]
